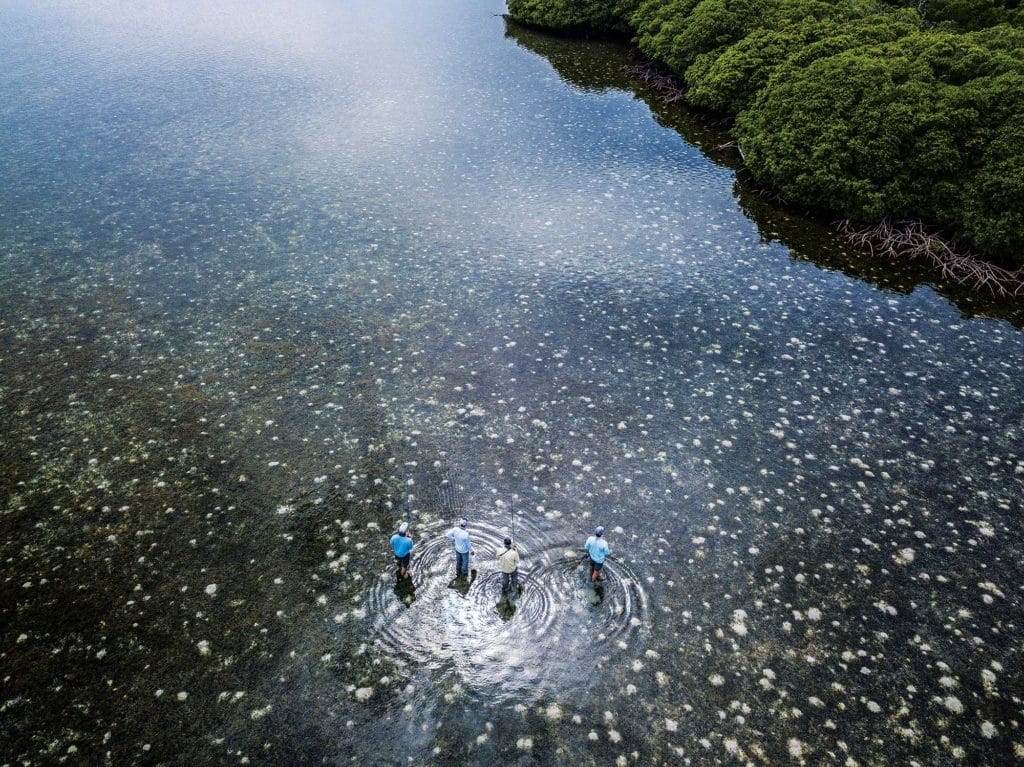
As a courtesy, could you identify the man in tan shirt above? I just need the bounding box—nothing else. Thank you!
[497,537,520,594]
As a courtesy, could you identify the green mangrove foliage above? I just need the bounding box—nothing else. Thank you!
[506,0,1024,265]
[685,8,922,113]
[735,26,1024,261]
[505,0,641,34]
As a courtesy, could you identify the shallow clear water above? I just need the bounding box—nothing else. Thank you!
[1,1,1022,764]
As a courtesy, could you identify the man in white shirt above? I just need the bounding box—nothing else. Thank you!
[497,537,520,594]
[446,517,474,577]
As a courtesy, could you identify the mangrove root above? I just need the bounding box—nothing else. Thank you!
[623,63,685,103]
[836,218,1024,298]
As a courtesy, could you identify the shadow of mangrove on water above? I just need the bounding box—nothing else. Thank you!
[503,20,1024,329]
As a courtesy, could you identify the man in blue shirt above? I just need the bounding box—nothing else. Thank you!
[584,526,610,582]
[446,517,474,577]
[390,521,414,579]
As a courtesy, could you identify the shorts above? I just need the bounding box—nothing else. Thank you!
[589,557,604,572]
[395,553,411,569]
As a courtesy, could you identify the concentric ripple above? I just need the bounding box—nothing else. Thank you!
[465,570,557,636]
[528,553,650,643]
[365,520,650,700]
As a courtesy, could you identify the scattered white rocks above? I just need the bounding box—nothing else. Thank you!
[893,548,915,566]
[788,738,804,758]
[874,601,898,617]
[942,696,964,714]
[731,609,749,636]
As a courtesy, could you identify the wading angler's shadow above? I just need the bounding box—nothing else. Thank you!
[393,573,417,606]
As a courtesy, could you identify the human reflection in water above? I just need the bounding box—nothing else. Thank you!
[495,591,517,622]
[394,573,416,607]
[580,564,604,605]
[582,581,605,605]
[447,569,476,597]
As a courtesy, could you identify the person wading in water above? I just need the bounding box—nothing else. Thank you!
[390,521,414,579]
[497,537,520,595]
[446,517,474,578]
[584,526,610,582]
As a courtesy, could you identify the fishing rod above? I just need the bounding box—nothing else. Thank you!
[576,551,621,563]
[453,473,464,517]
[436,462,465,527]
[403,470,412,527]
[381,495,391,574]
[436,486,448,525]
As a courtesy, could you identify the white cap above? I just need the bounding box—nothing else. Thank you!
[595,526,605,536]
[398,522,409,534]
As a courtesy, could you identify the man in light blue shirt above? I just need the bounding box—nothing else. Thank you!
[390,522,415,579]
[584,526,610,582]
[446,517,474,577]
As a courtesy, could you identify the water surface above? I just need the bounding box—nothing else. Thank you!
[1,1,1022,765]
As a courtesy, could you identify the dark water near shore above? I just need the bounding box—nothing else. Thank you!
[1,1,1022,765]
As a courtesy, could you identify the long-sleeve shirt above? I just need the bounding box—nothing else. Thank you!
[446,527,472,554]
[497,546,520,573]
[584,535,610,564]
[390,533,414,557]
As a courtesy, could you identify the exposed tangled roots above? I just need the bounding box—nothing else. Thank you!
[623,63,685,103]
[712,140,748,163]
[836,218,1024,298]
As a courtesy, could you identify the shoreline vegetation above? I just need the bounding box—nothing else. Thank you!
[505,0,1024,297]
